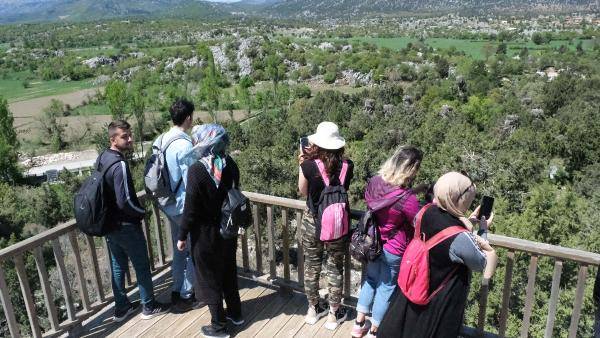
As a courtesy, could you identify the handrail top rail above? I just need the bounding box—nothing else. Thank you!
[1,190,599,266]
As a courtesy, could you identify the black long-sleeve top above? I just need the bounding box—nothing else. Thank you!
[97,149,146,231]
[178,156,239,242]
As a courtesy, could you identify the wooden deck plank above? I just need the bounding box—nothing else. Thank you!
[136,304,209,337]
[161,283,255,337]
[294,315,327,337]
[254,292,306,337]
[332,313,356,338]
[235,290,294,337]
[182,285,268,338]
[274,301,310,338]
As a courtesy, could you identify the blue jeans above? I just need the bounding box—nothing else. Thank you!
[106,223,155,310]
[356,248,402,327]
[166,213,195,299]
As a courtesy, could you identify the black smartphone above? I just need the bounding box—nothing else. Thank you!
[299,137,309,154]
[478,196,494,220]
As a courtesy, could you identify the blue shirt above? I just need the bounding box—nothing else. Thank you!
[157,127,193,216]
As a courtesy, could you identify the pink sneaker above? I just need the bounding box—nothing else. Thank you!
[350,320,371,337]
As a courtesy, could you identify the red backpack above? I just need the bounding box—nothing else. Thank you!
[397,203,468,305]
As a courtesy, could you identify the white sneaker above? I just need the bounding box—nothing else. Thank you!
[324,307,348,330]
[305,303,329,325]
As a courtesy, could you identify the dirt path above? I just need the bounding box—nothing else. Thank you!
[10,87,101,120]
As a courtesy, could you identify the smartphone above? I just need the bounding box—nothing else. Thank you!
[478,196,494,220]
[299,137,309,154]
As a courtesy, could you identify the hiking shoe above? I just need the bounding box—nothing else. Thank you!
[305,302,329,325]
[225,314,245,326]
[365,330,377,338]
[325,306,348,330]
[172,293,201,314]
[113,302,139,322]
[350,319,371,337]
[140,301,170,320]
[201,324,230,338]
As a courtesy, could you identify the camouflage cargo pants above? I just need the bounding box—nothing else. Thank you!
[302,210,347,307]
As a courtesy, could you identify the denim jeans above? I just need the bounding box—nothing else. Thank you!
[356,248,402,327]
[166,213,195,299]
[106,223,155,311]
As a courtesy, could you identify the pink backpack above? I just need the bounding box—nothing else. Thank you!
[314,159,349,241]
[398,203,467,305]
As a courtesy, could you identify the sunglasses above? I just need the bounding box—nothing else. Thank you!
[457,170,475,200]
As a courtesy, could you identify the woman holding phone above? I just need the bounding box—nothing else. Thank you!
[377,171,497,338]
[298,121,354,330]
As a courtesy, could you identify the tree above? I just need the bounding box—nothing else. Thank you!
[0,96,20,183]
[265,53,286,106]
[105,79,128,120]
[129,89,146,154]
[496,42,507,55]
[435,57,449,78]
[39,99,66,152]
[532,32,545,45]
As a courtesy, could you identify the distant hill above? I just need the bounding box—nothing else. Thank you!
[0,0,230,24]
[0,0,597,24]
[262,0,597,18]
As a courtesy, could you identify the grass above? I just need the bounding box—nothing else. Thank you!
[70,102,110,116]
[0,71,95,103]
[348,37,595,60]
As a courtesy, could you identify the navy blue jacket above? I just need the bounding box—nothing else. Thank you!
[96,149,146,232]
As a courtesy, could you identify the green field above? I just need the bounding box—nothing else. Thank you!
[351,37,595,59]
[0,71,94,103]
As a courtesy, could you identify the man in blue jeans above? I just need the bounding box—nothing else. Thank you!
[98,120,170,322]
[156,98,198,313]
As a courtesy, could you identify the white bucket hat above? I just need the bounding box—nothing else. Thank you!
[307,121,346,150]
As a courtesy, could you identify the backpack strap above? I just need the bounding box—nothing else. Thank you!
[314,159,330,186]
[425,226,468,249]
[160,134,193,192]
[314,159,348,187]
[339,160,349,186]
[413,203,433,240]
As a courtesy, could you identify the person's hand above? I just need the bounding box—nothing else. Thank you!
[298,153,305,165]
[177,240,186,251]
[469,206,494,230]
[474,234,493,251]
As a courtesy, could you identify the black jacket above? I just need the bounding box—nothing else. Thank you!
[96,149,145,232]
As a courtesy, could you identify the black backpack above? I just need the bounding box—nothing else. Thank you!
[73,159,121,237]
[350,190,408,263]
[220,184,253,239]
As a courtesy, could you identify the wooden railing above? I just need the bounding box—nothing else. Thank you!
[0,191,598,338]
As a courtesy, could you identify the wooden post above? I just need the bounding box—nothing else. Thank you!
[141,218,155,271]
[68,232,91,312]
[253,204,263,274]
[267,206,276,280]
[567,265,588,338]
[477,277,491,336]
[0,265,21,337]
[241,231,250,272]
[33,247,60,332]
[520,255,538,338]
[14,254,42,338]
[282,209,290,282]
[544,260,563,338]
[52,238,76,321]
[151,201,166,266]
[85,235,105,303]
[498,250,515,338]
[295,211,304,286]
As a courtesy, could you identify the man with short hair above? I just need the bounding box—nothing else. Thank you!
[156,98,198,313]
[98,120,169,321]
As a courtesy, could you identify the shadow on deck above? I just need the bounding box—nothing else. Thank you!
[77,268,355,338]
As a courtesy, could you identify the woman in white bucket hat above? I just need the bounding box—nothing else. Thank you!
[298,121,354,330]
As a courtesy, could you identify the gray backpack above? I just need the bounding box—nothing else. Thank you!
[144,134,190,208]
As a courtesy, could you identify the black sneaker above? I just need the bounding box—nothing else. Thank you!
[140,301,170,320]
[201,324,230,338]
[304,302,329,325]
[324,306,348,330]
[113,302,139,322]
[225,314,244,326]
